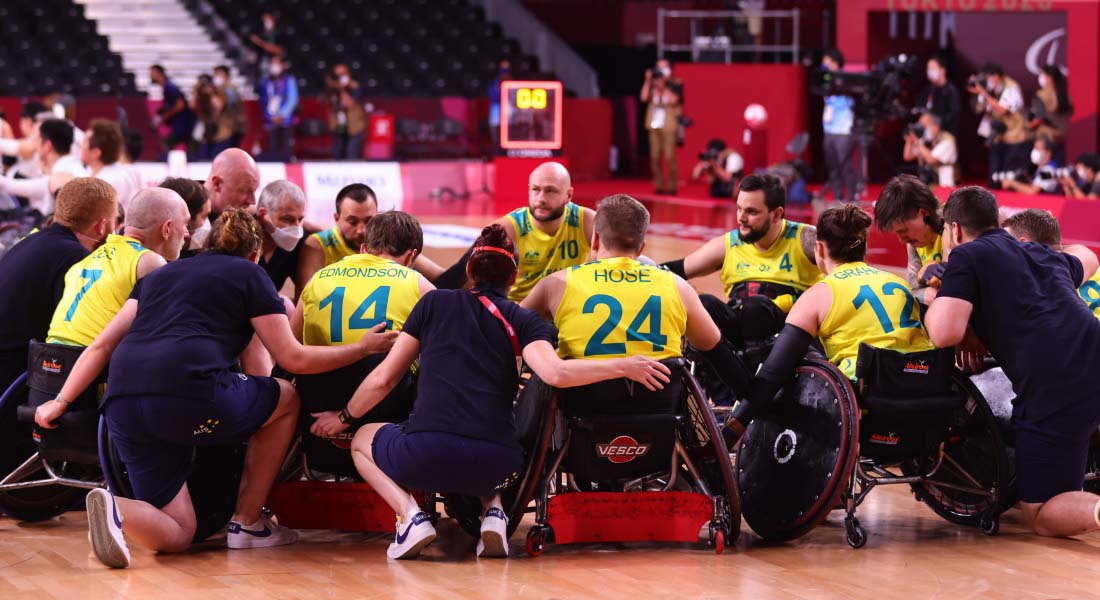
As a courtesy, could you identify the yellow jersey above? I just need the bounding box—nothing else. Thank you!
[47,234,150,347]
[301,253,422,345]
[555,256,686,360]
[916,234,943,265]
[310,227,357,267]
[719,220,821,312]
[508,202,591,302]
[819,262,934,379]
[1077,268,1100,320]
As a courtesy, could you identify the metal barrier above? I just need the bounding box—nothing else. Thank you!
[657,8,801,64]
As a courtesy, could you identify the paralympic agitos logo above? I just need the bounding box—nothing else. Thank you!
[596,435,651,464]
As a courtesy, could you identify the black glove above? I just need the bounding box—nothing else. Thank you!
[734,324,814,423]
[918,261,947,286]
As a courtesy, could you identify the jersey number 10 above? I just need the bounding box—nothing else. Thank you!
[318,285,392,343]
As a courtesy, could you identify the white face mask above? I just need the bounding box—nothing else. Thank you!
[657,66,671,78]
[213,75,226,87]
[1030,149,1044,166]
[189,219,211,249]
[922,129,934,142]
[271,224,304,251]
[1038,74,1049,89]
[270,64,283,77]
[926,68,939,83]
[339,74,350,86]
[264,19,275,31]
[1077,167,1090,181]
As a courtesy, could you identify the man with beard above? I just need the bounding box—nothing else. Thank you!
[298,183,378,285]
[428,162,595,302]
[662,173,820,346]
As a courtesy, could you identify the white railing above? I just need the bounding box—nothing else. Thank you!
[657,8,801,64]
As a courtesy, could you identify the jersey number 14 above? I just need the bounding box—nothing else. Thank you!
[318,285,392,343]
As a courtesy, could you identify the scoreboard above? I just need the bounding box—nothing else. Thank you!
[499,80,563,154]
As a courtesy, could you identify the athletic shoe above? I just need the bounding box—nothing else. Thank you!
[476,507,509,558]
[227,514,299,549]
[387,512,436,560]
[86,488,130,569]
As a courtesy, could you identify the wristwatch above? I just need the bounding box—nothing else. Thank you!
[54,393,70,407]
[338,407,355,425]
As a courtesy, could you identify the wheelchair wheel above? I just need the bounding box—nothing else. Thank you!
[99,416,246,542]
[681,365,741,542]
[904,372,1010,527]
[0,373,91,521]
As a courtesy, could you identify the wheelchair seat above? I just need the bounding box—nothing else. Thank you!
[21,341,105,464]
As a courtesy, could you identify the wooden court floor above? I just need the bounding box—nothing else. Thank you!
[2,220,1090,599]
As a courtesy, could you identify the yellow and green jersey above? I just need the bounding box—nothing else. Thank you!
[1077,268,1100,320]
[310,226,357,267]
[819,262,934,379]
[47,234,150,346]
[916,234,944,265]
[555,256,686,360]
[719,220,821,312]
[507,202,591,302]
[301,253,422,345]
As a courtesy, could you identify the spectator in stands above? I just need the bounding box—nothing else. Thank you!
[1029,64,1072,163]
[691,138,743,198]
[214,65,248,149]
[1002,135,1061,195]
[1060,153,1100,199]
[249,11,284,82]
[326,63,366,160]
[0,177,116,397]
[0,101,48,180]
[191,74,235,160]
[915,54,960,135]
[204,148,260,222]
[0,118,88,215]
[256,180,307,295]
[488,60,512,152]
[641,58,682,195]
[82,119,138,209]
[259,56,298,161]
[822,48,859,203]
[903,112,957,188]
[159,177,210,253]
[150,64,196,158]
[969,61,1029,187]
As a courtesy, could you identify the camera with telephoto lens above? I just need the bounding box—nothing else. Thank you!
[698,148,721,161]
[991,170,1027,183]
[1037,167,1073,181]
[906,123,925,139]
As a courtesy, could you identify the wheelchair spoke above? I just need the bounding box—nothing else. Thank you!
[0,452,44,486]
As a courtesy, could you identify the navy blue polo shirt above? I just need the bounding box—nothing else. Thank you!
[401,286,556,448]
[259,237,303,291]
[105,252,286,403]
[937,229,1100,421]
[0,224,87,389]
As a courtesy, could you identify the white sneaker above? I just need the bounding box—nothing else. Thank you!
[227,514,299,549]
[387,512,436,560]
[476,507,509,558]
[86,488,130,569]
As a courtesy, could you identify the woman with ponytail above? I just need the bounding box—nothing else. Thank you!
[36,208,398,568]
[722,204,934,441]
[311,223,673,560]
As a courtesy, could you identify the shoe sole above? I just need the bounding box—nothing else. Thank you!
[389,532,437,560]
[478,530,508,558]
[87,493,129,569]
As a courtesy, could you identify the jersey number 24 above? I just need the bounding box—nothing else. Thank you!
[582,294,667,356]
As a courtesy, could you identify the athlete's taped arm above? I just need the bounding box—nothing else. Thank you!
[732,324,813,423]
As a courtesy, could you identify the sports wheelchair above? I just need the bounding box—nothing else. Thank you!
[736,344,1010,548]
[0,341,247,542]
[444,359,740,556]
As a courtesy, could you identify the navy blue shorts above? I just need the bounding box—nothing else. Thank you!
[372,424,524,498]
[104,371,281,508]
[1014,401,1100,504]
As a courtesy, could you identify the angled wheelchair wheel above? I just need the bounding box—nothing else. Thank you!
[903,372,1010,527]
[681,365,741,542]
[446,374,556,540]
[99,416,246,542]
[735,358,860,542]
[0,373,92,521]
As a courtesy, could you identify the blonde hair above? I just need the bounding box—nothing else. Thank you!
[207,207,262,256]
[53,177,117,230]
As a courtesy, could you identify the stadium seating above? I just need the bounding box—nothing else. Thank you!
[0,0,138,96]
[191,0,545,96]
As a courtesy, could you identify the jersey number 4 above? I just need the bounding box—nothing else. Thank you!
[582,294,667,356]
[319,285,391,343]
[852,283,920,334]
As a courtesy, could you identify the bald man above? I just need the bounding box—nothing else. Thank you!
[204,148,260,221]
[428,161,595,302]
[47,187,190,347]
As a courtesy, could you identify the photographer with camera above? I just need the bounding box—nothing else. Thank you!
[821,49,859,203]
[1001,135,1061,196]
[968,62,1029,186]
[915,55,960,135]
[641,58,682,195]
[903,111,957,188]
[691,139,744,199]
[1029,64,1072,162]
[1060,153,1100,199]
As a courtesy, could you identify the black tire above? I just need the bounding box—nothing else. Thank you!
[905,373,1011,527]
